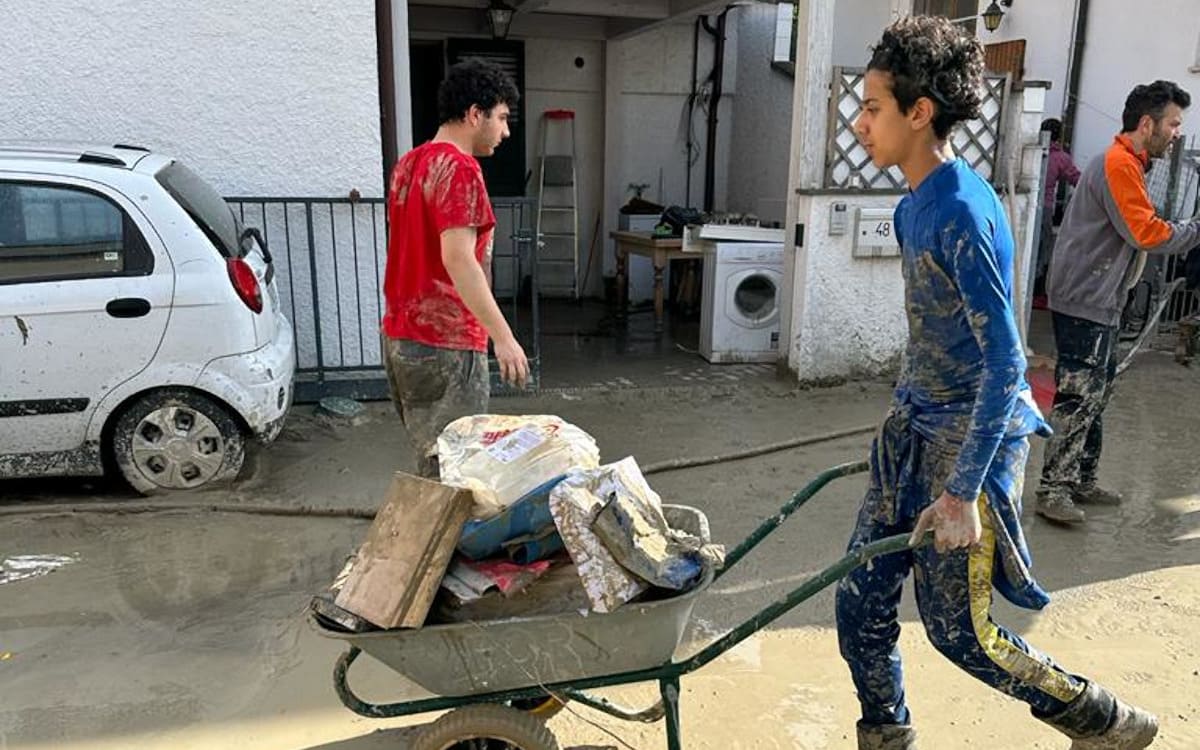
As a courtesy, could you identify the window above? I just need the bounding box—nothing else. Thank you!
[913,0,977,35]
[0,182,152,284]
[156,161,240,257]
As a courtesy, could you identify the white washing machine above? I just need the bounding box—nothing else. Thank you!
[699,241,784,363]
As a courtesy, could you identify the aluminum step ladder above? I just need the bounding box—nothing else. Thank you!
[534,109,579,299]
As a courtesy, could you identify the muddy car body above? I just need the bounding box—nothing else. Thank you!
[0,143,294,493]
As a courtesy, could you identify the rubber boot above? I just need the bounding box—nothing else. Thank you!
[856,721,917,750]
[1037,682,1158,749]
[1036,488,1086,524]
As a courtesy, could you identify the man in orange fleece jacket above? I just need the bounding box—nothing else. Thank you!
[1037,80,1200,524]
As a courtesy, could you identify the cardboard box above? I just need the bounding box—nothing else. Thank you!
[334,472,474,629]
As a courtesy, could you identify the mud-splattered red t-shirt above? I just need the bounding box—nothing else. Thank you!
[382,141,495,352]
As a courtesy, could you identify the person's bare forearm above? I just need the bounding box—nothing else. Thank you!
[441,229,516,344]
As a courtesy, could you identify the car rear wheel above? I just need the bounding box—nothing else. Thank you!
[111,389,245,495]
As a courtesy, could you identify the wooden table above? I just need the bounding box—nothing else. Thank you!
[610,231,697,332]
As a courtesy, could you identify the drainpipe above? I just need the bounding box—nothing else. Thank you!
[1061,0,1090,150]
[701,9,730,213]
[687,17,701,207]
[375,0,399,189]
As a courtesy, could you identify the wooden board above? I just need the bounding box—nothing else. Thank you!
[334,473,474,629]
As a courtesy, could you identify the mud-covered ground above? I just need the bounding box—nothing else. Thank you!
[2,352,1198,749]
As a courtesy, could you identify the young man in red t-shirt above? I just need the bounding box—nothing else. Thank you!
[381,59,529,478]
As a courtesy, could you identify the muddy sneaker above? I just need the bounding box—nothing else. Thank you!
[1073,484,1124,506]
[1036,489,1086,524]
[856,721,917,750]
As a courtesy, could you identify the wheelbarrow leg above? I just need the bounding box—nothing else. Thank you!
[660,676,683,750]
[333,646,387,718]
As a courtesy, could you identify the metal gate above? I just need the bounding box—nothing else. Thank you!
[1129,139,1200,335]
[226,196,540,403]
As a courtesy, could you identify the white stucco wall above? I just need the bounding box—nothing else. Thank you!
[728,4,792,223]
[726,1,894,225]
[524,39,606,297]
[978,1,1074,118]
[833,0,892,68]
[985,1,1200,167]
[602,21,735,303]
[1072,0,1200,168]
[789,194,907,381]
[0,0,384,197]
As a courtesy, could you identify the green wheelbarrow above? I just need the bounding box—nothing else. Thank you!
[312,459,918,750]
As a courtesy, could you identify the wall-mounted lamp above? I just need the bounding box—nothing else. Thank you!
[981,0,1005,33]
[486,0,515,40]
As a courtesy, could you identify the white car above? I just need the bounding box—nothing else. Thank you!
[0,142,294,494]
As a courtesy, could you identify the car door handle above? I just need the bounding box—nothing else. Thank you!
[106,298,152,318]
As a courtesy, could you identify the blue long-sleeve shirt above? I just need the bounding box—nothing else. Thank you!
[893,159,1048,502]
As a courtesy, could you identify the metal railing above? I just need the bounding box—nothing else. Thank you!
[226,195,540,402]
[1127,140,1200,334]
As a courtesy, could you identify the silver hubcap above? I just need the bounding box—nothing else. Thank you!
[130,406,225,488]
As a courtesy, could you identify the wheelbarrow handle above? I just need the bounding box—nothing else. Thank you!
[715,459,870,581]
[678,530,929,676]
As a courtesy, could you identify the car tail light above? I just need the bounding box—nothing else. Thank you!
[226,257,263,313]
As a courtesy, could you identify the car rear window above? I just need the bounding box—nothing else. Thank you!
[156,162,240,257]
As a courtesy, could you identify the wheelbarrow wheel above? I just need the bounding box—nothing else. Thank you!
[413,703,560,750]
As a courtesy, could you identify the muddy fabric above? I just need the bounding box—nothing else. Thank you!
[836,432,1085,728]
[1039,312,1118,492]
[838,158,1085,730]
[892,159,1048,503]
[881,157,1050,610]
[381,337,488,479]
[382,142,495,352]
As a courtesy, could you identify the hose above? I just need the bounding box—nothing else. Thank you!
[640,423,876,475]
[0,424,878,520]
[0,500,376,520]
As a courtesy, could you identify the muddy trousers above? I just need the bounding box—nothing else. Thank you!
[382,337,489,479]
[836,438,1085,730]
[1040,312,1117,492]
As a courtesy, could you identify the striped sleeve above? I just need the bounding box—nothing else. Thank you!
[1103,149,1200,254]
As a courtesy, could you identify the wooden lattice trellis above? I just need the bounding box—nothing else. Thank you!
[824,67,1009,190]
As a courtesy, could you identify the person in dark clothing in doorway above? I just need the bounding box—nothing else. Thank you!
[1036,80,1200,523]
[381,59,529,479]
[837,17,1158,749]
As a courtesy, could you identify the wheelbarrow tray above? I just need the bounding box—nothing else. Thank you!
[313,504,713,697]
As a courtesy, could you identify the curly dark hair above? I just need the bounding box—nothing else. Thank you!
[1040,118,1063,143]
[1121,80,1190,133]
[437,58,520,125]
[867,16,985,140]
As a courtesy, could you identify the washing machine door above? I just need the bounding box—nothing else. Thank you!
[724,268,781,329]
